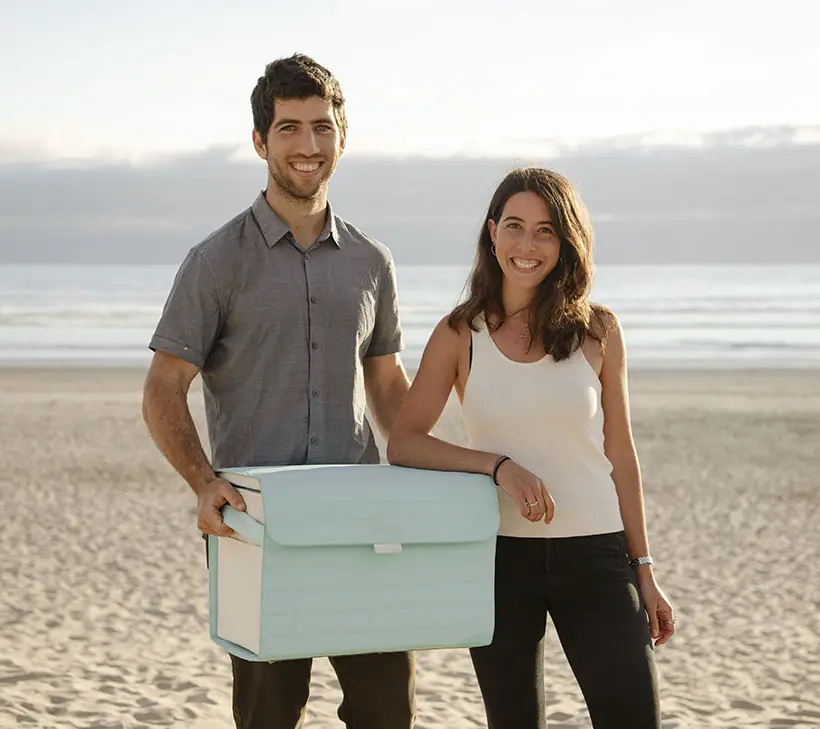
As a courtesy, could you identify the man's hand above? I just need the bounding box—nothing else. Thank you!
[196,477,247,537]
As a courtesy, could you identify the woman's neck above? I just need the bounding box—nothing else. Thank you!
[501,284,535,317]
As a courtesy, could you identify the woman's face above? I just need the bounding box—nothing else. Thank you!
[488,191,561,291]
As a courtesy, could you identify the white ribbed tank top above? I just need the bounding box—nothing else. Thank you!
[462,320,623,538]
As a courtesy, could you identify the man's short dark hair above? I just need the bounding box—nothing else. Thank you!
[251,53,347,138]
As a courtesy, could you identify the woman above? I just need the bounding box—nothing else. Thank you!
[387,167,674,729]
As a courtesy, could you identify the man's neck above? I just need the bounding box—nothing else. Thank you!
[265,184,328,250]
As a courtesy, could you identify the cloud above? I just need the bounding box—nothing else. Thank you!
[1,126,818,264]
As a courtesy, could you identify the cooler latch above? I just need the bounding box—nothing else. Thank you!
[373,543,403,554]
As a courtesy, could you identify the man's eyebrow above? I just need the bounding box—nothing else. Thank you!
[274,117,335,127]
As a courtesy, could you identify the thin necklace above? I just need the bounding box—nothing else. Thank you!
[506,309,532,341]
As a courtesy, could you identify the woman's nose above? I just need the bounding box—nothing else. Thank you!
[521,232,537,250]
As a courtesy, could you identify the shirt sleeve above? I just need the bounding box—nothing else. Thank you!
[366,252,404,357]
[149,247,222,368]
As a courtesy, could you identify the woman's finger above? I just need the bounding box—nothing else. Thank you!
[539,480,555,524]
[525,492,544,522]
[656,622,675,646]
[647,601,660,642]
[655,603,676,646]
[515,492,534,519]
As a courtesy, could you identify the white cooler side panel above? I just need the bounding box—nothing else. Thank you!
[216,489,265,654]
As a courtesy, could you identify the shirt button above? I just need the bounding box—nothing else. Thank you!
[311,342,318,350]
[310,296,317,304]
[310,436,318,445]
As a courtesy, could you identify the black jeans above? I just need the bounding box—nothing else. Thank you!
[230,652,415,729]
[470,533,660,729]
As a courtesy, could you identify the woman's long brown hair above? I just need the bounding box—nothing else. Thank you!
[448,167,606,361]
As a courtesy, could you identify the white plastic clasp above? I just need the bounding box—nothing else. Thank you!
[373,543,403,554]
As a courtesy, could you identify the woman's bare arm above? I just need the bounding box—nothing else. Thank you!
[387,317,553,522]
[600,312,675,644]
[387,318,498,476]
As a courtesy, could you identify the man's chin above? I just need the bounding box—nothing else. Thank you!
[275,176,327,202]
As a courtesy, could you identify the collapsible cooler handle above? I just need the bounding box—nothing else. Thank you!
[221,506,264,546]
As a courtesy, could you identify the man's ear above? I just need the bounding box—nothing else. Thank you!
[252,128,267,160]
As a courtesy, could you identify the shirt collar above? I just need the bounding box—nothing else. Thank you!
[251,191,342,249]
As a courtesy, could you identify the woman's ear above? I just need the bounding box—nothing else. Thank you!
[487,219,497,242]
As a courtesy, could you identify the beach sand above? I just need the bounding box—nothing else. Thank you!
[1,367,818,729]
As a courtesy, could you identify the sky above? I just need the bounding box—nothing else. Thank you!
[2,0,819,161]
[1,0,818,265]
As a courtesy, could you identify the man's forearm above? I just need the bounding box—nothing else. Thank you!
[368,368,411,440]
[143,383,216,494]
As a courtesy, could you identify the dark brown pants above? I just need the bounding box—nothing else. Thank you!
[230,651,415,729]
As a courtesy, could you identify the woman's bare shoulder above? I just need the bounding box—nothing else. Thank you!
[589,303,621,341]
[425,314,472,355]
[439,312,477,340]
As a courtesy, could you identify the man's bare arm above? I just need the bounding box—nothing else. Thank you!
[363,353,411,440]
[142,350,244,535]
[142,351,215,491]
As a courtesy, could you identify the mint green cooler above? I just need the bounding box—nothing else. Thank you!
[208,463,500,661]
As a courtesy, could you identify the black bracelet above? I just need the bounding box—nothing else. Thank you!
[492,455,510,485]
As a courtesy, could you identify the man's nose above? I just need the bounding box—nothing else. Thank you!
[297,129,320,155]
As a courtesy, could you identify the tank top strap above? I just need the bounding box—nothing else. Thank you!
[468,315,491,372]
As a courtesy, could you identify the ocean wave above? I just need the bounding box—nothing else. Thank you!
[2,263,819,367]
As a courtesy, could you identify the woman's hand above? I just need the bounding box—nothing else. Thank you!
[495,459,556,523]
[638,574,676,646]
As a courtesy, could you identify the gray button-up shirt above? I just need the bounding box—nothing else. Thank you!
[150,192,403,469]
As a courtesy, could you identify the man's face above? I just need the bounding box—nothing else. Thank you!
[253,96,346,202]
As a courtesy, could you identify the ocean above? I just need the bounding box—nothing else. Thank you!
[1,264,819,370]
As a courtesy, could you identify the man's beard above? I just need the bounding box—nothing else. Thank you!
[268,157,334,202]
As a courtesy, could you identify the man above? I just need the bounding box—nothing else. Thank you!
[142,54,414,729]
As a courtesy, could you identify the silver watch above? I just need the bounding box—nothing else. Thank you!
[629,556,654,569]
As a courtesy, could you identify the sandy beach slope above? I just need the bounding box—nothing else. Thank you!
[0,368,818,729]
